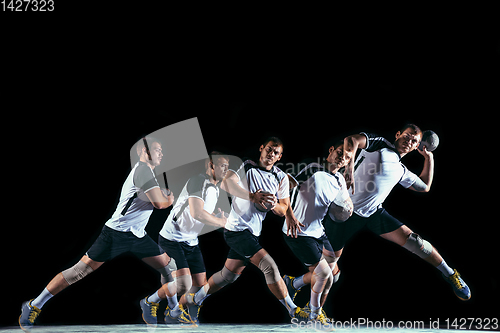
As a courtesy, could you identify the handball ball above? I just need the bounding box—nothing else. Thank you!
[419,130,439,152]
[254,191,275,212]
[328,199,353,223]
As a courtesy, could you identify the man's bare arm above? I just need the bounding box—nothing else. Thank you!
[343,134,368,194]
[281,197,305,238]
[188,197,227,228]
[220,170,276,209]
[410,146,434,192]
[145,187,174,209]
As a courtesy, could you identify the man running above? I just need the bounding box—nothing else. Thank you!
[325,124,471,301]
[19,137,179,331]
[282,140,353,324]
[140,152,230,325]
[182,137,309,322]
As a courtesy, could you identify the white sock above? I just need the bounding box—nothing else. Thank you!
[194,284,210,305]
[310,303,321,319]
[147,290,162,304]
[32,288,54,309]
[279,294,297,317]
[169,304,181,317]
[292,275,306,290]
[167,293,178,309]
[436,260,455,277]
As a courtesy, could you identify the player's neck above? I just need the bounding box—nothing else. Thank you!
[140,156,156,170]
[325,161,340,174]
[258,159,274,171]
[206,170,219,185]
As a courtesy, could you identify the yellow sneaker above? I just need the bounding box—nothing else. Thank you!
[291,306,310,321]
[443,269,471,301]
[283,275,302,302]
[139,297,159,326]
[165,303,197,326]
[19,300,41,332]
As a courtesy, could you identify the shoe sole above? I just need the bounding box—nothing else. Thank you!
[19,315,32,333]
[141,313,157,327]
[19,302,34,333]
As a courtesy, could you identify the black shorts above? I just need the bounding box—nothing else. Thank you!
[86,226,163,262]
[324,207,404,251]
[284,233,334,267]
[158,235,206,274]
[224,229,263,264]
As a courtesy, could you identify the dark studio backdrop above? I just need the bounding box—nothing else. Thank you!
[3,24,498,328]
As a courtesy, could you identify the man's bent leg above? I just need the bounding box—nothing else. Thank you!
[191,258,245,306]
[46,255,102,298]
[250,249,305,318]
[380,225,443,266]
[380,225,471,300]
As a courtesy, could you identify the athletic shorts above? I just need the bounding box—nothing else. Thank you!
[283,233,334,267]
[86,226,163,262]
[158,235,206,274]
[224,229,262,264]
[324,207,404,251]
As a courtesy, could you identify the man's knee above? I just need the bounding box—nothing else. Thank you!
[402,233,433,259]
[158,258,177,284]
[61,261,94,285]
[258,254,281,284]
[314,260,331,280]
[321,253,339,265]
[312,259,331,293]
[175,274,193,295]
[212,265,241,288]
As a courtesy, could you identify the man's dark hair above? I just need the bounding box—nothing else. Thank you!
[135,136,161,157]
[332,139,344,149]
[399,124,422,136]
[261,136,284,150]
[206,151,229,169]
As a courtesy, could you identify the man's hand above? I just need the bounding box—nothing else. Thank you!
[161,188,175,205]
[250,189,277,210]
[285,215,305,238]
[215,208,228,228]
[417,145,433,159]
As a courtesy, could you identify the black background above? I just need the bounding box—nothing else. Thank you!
[2,13,499,329]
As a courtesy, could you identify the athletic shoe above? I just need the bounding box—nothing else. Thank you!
[19,300,41,332]
[304,301,333,323]
[164,304,196,325]
[139,297,159,326]
[291,306,310,322]
[184,293,202,325]
[443,269,471,301]
[283,275,302,301]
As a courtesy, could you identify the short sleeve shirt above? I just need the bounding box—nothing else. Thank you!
[225,160,290,237]
[105,161,160,237]
[160,173,219,246]
[349,133,418,217]
[284,163,350,238]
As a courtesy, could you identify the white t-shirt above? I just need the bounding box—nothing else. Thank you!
[105,161,160,238]
[350,132,418,217]
[225,160,289,237]
[160,173,219,246]
[283,163,350,239]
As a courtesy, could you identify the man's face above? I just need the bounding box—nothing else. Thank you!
[394,128,422,156]
[327,144,350,169]
[149,142,163,166]
[213,157,229,181]
[259,142,283,169]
